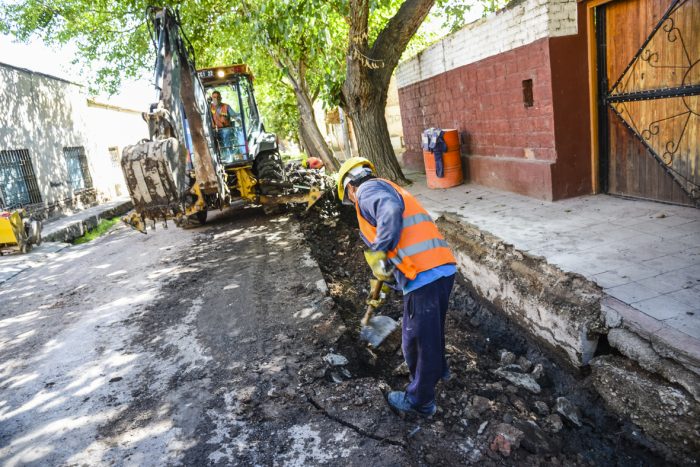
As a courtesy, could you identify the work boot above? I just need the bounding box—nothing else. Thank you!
[387,391,436,417]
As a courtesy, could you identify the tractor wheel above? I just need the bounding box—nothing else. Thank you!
[28,220,42,246]
[254,151,285,195]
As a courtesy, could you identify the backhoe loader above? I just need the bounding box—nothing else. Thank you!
[120,7,326,233]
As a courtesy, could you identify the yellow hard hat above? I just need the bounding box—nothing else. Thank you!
[336,156,376,202]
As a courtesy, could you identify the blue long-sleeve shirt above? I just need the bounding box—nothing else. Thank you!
[356,179,456,293]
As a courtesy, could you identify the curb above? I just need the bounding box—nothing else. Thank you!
[42,200,133,243]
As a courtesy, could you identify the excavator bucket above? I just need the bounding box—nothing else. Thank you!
[121,137,188,229]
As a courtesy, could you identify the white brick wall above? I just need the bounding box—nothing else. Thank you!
[397,0,578,88]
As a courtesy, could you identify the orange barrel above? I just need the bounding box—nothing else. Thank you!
[422,129,463,189]
[442,129,460,151]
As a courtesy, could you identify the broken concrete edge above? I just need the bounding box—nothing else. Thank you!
[42,200,134,243]
[436,213,604,368]
[602,296,700,404]
[434,213,700,462]
[602,296,700,378]
[590,355,700,465]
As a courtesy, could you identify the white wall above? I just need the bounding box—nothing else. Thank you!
[84,100,148,199]
[0,63,147,214]
[396,0,578,88]
[311,77,404,160]
[385,76,404,154]
[0,63,91,210]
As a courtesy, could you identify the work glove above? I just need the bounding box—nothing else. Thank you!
[366,279,392,308]
[364,250,395,281]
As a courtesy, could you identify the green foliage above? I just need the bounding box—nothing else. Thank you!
[256,80,300,141]
[72,217,121,244]
[435,0,474,32]
[0,0,475,135]
[1,0,154,94]
[482,0,513,15]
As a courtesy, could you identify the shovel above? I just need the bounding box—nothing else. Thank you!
[359,279,400,348]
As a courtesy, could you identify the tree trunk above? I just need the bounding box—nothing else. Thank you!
[345,92,407,183]
[339,0,435,184]
[293,87,340,172]
[298,121,310,155]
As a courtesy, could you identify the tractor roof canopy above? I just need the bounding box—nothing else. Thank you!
[198,64,254,86]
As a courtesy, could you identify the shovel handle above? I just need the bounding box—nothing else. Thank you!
[361,279,384,327]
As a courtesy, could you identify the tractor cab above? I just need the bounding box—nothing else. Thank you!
[198,65,262,166]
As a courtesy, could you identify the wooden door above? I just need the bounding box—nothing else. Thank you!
[597,0,699,206]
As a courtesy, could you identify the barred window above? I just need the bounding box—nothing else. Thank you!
[63,146,93,191]
[0,149,42,210]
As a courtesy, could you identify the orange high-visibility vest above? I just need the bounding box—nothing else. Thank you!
[355,179,456,280]
[211,103,232,128]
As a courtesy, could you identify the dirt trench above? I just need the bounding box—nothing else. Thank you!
[295,198,671,466]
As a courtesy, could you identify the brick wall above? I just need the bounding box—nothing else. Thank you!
[396,0,578,89]
[396,0,590,200]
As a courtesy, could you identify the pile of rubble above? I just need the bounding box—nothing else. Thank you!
[296,202,670,465]
[284,162,335,195]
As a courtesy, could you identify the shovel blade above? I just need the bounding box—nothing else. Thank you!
[360,316,399,348]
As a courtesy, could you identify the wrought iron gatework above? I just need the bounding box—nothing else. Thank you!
[63,146,94,192]
[0,149,42,210]
[599,0,699,203]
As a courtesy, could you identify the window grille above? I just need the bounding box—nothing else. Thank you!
[0,149,42,210]
[63,146,93,191]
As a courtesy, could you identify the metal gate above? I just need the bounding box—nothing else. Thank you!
[63,146,93,192]
[597,0,699,206]
[0,149,42,210]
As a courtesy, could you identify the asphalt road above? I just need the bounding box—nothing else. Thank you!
[0,206,672,467]
[0,208,398,466]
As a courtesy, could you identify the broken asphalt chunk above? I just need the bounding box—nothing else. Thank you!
[490,423,524,457]
[492,368,541,394]
[514,420,559,454]
[393,361,409,376]
[555,397,582,427]
[499,349,516,366]
[323,352,349,367]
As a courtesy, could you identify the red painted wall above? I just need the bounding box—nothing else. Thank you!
[398,8,591,201]
[549,3,593,199]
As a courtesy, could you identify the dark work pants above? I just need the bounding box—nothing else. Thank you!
[402,274,455,406]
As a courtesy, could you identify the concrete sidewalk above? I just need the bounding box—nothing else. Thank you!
[42,196,133,242]
[0,197,133,285]
[406,173,699,372]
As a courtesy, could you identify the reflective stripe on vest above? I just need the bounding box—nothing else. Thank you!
[355,179,456,280]
[402,213,432,228]
[393,238,450,263]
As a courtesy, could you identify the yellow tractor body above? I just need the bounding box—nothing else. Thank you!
[0,210,41,254]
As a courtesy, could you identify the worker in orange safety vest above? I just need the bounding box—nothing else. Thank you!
[210,91,240,129]
[337,157,457,417]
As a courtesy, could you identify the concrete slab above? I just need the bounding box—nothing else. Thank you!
[405,173,700,373]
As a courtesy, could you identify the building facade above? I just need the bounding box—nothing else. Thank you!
[0,62,146,218]
[396,0,698,206]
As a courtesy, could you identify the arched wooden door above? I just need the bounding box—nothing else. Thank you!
[597,0,699,206]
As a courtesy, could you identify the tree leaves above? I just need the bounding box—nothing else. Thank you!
[0,0,477,139]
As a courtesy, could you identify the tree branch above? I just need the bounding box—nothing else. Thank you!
[370,0,435,85]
